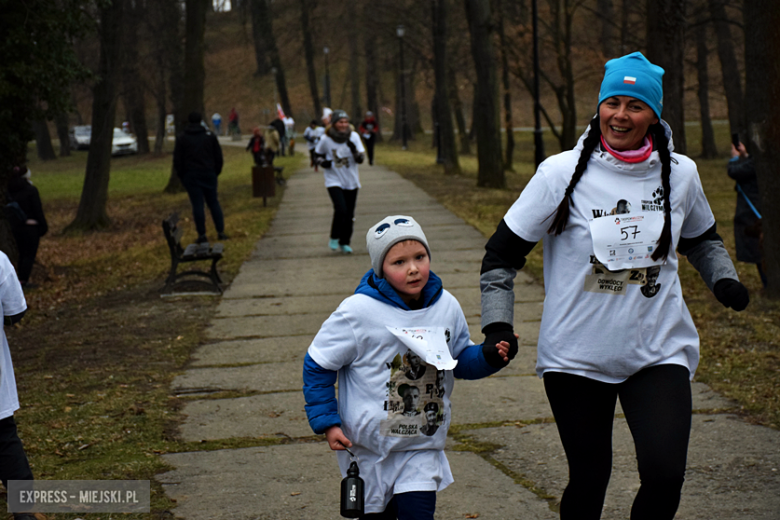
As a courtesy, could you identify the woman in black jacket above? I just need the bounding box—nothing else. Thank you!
[8,166,47,287]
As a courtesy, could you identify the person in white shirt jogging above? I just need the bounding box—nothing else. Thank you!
[314,110,365,254]
[479,52,749,520]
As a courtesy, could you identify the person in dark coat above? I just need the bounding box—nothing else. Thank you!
[173,112,228,244]
[358,111,379,165]
[7,166,47,288]
[727,141,765,286]
[270,118,286,156]
[246,127,265,165]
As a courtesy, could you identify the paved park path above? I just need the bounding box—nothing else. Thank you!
[157,162,780,520]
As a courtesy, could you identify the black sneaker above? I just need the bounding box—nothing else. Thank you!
[217,232,230,240]
[196,235,208,244]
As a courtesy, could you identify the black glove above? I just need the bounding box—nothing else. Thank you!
[482,323,518,368]
[713,278,749,311]
[354,152,365,164]
[319,159,332,169]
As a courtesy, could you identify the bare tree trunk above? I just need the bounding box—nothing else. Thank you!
[364,15,381,142]
[55,113,71,157]
[709,0,744,134]
[620,0,630,55]
[33,119,56,161]
[122,0,149,154]
[162,0,186,192]
[181,0,207,121]
[68,0,125,231]
[646,0,686,154]
[299,0,322,119]
[250,0,271,75]
[744,0,780,296]
[448,66,470,154]
[695,8,718,159]
[433,0,460,174]
[496,0,514,171]
[348,0,362,121]
[253,0,293,117]
[598,0,615,57]
[465,0,505,188]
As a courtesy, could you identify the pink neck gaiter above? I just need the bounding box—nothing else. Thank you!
[600,134,654,163]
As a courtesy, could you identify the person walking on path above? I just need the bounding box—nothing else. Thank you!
[0,250,40,520]
[227,108,240,137]
[359,111,379,166]
[479,52,749,520]
[303,216,512,519]
[211,113,222,135]
[314,110,365,254]
[174,112,228,244]
[246,127,265,165]
[303,120,322,171]
[7,166,47,289]
[727,140,766,287]
[264,123,281,167]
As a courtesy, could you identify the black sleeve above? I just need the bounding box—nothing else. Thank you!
[31,187,47,237]
[677,223,721,256]
[481,219,538,274]
[213,135,224,175]
[726,158,756,184]
[4,310,25,327]
[173,136,183,177]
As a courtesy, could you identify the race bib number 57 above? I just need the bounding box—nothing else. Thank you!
[589,212,666,271]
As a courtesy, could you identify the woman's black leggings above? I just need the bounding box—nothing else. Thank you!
[543,364,692,520]
[327,187,358,246]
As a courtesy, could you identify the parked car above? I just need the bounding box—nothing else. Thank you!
[111,128,138,156]
[68,125,91,150]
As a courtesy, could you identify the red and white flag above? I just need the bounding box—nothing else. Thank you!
[623,76,637,85]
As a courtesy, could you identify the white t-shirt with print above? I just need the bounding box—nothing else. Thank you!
[308,290,473,513]
[314,131,365,190]
[504,146,715,383]
[0,252,28,420]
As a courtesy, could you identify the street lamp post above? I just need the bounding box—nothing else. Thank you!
[271,67,278,112]
[323,46,331,108]
[397,24,408,150]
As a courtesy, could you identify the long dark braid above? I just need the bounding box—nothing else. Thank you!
[650,122,673,261]
[547,116,603,235]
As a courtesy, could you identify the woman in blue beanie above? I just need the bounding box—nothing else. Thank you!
[479,52,749,519]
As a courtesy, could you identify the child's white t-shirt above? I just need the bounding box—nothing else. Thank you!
[0,252,28,420]
[314,131,365,190]
[504,148,714,383]
[308,290,473,513]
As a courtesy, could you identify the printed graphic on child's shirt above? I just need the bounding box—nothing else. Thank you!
[333,150,351,168]
[380,331,448,438]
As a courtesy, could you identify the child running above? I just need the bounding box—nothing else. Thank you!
[303,215,512,519]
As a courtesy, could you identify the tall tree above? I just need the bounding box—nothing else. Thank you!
[744,0,780,296]
[252,0,293,117]
[121,0,149,154]
[68,0,125,231]
[162,0,187,191]
[496,0,514,172]
[33,119,57,161]
[348,0,362,121]
[299,0,322,118]
[250,0,272,75]
[364,17,381,142]
[709,0,744,135]
[465,0,504,188]
[0,0,90,253]
[646,0,687,154]
[181,0,208,122]
[694,7,718,159]
[55,112,71,157]
[448,66,470,154]
[597,0,616,57]
[433,0,460,174]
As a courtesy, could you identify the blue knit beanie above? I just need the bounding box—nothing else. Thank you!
[598,52,664,120]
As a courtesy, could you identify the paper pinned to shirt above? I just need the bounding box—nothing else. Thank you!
[386,326,458,370]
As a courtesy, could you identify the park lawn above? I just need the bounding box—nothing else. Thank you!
[375,127,779,431]
[3,142,304,518]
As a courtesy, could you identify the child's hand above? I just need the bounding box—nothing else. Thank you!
[325,426,352,451]
[496,340,511,363]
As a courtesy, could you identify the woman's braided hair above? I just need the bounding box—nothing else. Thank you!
[546,117,674,261]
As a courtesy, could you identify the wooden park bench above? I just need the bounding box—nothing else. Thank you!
[162,213,224,294]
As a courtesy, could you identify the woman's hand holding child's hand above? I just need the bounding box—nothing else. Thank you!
[325,426,352,451]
